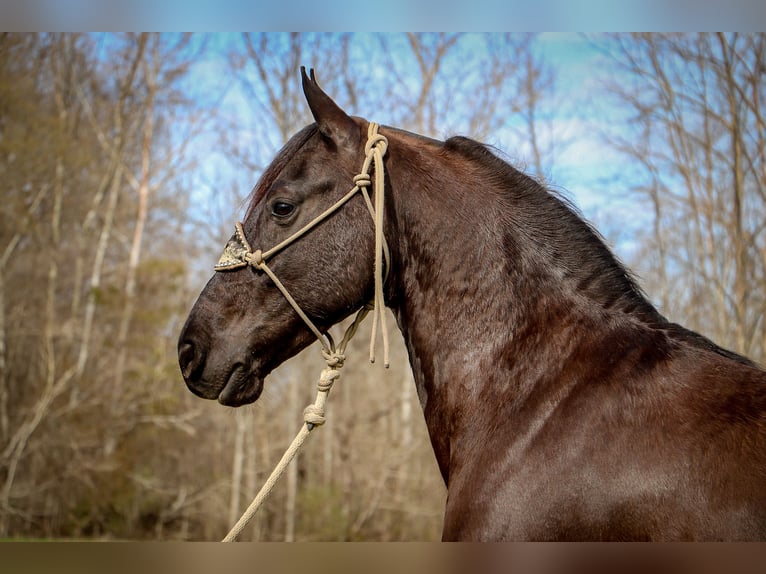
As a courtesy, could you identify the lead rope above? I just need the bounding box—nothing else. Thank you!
[221,308,368,543]
[221,122,388,542]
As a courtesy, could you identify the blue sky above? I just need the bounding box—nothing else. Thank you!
[5,0,766,32]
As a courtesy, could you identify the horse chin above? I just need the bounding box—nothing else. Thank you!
[217,365,264,407]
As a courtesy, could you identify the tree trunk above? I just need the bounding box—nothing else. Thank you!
[115,34,155,394]
[284,365,299,541]
[228,410,247,528]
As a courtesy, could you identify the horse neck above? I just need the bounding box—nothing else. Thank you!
[381,134,662,481]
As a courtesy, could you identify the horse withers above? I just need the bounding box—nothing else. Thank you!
[178,68,766,541]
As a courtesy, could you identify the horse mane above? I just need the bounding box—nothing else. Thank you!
[244,124,319,219]
[443,135,660,321]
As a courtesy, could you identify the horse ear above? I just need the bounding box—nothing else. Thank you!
[301,66,357,147]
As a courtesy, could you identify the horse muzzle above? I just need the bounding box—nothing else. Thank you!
[178,331,265,407]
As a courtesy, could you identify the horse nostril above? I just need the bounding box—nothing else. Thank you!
[179,341,203,381]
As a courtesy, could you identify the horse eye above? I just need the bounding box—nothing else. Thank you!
[271,200,295,218]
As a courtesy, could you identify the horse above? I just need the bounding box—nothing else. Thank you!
[178,67,766,541]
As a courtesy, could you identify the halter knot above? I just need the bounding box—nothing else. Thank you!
[353,173,371,188]
[303,403,326,427]
[322,349,346,369]
[245,249,264,268]
[317,366,340,392]
[365,133,388,157]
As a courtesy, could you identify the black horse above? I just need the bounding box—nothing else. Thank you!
[178,68,766,540]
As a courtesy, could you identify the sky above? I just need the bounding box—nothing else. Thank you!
[3,0,766,32]
[521,34,649,257]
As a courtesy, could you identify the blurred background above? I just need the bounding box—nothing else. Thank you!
[1,32,765,540]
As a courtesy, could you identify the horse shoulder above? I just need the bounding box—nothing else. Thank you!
[442,320,766,540]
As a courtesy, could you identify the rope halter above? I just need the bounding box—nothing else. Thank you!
[214,120,390,378]
[216,122,390,543]
[215,122,389,369]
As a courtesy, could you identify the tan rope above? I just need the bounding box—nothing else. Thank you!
[225,122,390,361]
[220,122,389,542]
[236,230,330,351]
[221,359,339,543]
[365,124,390,367]
[221,309,367,542]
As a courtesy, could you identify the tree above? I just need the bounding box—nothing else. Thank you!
[0,33,210,539]
[602,33,766,361]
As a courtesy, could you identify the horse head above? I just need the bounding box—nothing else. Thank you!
[178,68,380,406]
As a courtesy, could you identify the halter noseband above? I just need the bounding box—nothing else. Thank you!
[214,122,390,367]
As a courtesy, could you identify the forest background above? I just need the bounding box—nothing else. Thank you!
[1,32,765,540]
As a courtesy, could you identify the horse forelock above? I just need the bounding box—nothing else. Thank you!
[244,124,319,219]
